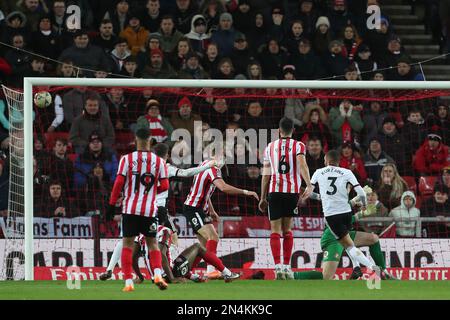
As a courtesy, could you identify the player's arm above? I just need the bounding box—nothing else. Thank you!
[298,154,314,200]
[159,242,176,283]
[213,178,259,200]
[258,161,271,212]
[208,198,219,221]
[175,160,215,177]
[107,156,128,218]
[157,159,170,193]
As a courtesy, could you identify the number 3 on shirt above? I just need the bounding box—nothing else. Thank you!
[326,177,337,195]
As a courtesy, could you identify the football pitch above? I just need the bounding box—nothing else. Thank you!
[1,280,450,300]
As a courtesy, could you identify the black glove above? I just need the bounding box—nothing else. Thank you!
[106,204,117,221]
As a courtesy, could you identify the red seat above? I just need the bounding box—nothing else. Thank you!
[68,153,78,163]
[44,132,70,151]
[418,176,437,196]
[222,220,246,238]
[402,176,417,194]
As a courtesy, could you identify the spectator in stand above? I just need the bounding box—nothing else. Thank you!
[284,90,305,128]
[328,99,363,146]
[421,183,450,238]
[426,101,450,146]
[109,38,132,74]
[343,63,360,81]
[237,165,261,216]
[82,162,112,217]
[258,38,288,79]
[47,138,74,196]
[239,100,269,131]
[210,12,239,57]
[185,14,210,57]
[376,163,408,212]
[364,137,395,186]
[214,57,235,79]
[381,35,408,79]
[283,20,306,56]
[292,0,318,39]
[341,24,361,63]
[173,0,198,34]
[74,132,118,188]
[0,57,11,85]
[169,37,192,71]
[201,97,232,133]
[170,96,202,136]
[247,12,269,54]
[246,62,263,80]
[23,56,46,78]
[142,48,177,79]
[200,0,226,34]
[120,55,141,77]
[364,17,391,65]
[29,15,60,63]
[288,38,325,80]
[268,6,287,44]
[49,0,67,36]
[355,188,389,234]
[103,0,131,36]
[413,132,449,176]
[438,166,450,192]
[178,51,209,79]
[323,40,349,79]
[4,34,31,87]
[17,0,48,32]
[402,108,427,154]
[104,87,137,132]
[201,42,221,77]
[305,135,325,176]
[119,11,150,56]
[232,0,252,37]
[136,33,162,70]
[1,11,28,46]
[377,117,411,176]
[389,191,421,238]
[354,44,377,80]
[141,0,163,33]
[390,56,424,81]
[157,15,184,54]
[58,30,110,76]
[91,20,117,55]
[327,0,354,37]
[69,96,115,154]
[35,180,78,218]
[62,87,108,126]
[313,16,332,57]
[230,33,255,76]
[142,99,173,143]
[362,100,388,147]
[297,103,331,151]
[339,141,367,183]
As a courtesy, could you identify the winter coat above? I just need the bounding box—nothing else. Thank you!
[413,140,449,175]
[157,28,184,54]
[185,15,211,56]
[258,45,289,79]
[339,155,368,183]
[377,130,411,176]
[363,150,395,185]
[210,27,238,57]
[328,102,364,146]
[297,104,331,149]
[74,150,118,188]
[362,109,388,147]
[287,50,326,80]
[58,44,110,74]
[62,89,108,125]
[119,26,150,56]
[389,191,421,237]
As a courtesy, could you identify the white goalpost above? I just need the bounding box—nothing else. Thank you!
[6,77,450,280]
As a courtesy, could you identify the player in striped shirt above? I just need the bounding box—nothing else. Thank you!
[259,117,314,280]
[107,127,169,292]
[183,148,259,280]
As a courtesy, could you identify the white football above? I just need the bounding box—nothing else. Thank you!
[34,91,52,108]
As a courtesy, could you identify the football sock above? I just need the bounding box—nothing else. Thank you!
[202,251,225,272]
[149,250,162,277]
[346,246,375,269]
[369,241,386,270]
[121,246,133,281]
[282,231,293,265]
[107,240,123,272]
[206,240,218,273]
[294,271,323,280]
[270,233,281,265]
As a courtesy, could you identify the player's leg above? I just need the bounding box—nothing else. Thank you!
[132,242,145,284]
[197,224,224,279]
[143,217,168,290]
[340,233,378,272]
[281,216,294,279]
[99,239,123,280]
[120,214,140,291]
[268,193,284,280]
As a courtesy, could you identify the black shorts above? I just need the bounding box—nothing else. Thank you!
[122,214,158,238]
[325,212,353,240]
[172,255,190,278]
[267,192,299,221]
[183,205,212,233]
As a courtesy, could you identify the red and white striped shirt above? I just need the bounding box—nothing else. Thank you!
[117,151,168,217]
[184,161,222,212]
[263,138,305,194]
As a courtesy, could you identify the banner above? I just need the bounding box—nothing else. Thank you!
[0,216,93,238]
[1,238,449,280]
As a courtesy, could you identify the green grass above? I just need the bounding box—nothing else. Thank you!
[1,280,450,300]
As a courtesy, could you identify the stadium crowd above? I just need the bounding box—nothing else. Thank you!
[0,0,449,238]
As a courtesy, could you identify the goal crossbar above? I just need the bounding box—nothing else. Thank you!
[22,78,450,280]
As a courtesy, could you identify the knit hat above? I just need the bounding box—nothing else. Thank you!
[220,12,233,22]
[178,97,192,109]
[334,0,345,6]
[146,99,160,112]
[89,132,102,143]
[283,65,296,75]
[329,39,343,50]
[382,117,396,126]
[315,16,330,29]
[150,48,164,58]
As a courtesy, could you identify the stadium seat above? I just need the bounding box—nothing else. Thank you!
[115,132,136,155]
[418,176,437,196]
[402,176,417,194]
[222,220,246,238]
[43,132,70,151]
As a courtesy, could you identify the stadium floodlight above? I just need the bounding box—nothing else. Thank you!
[2,78,450,280]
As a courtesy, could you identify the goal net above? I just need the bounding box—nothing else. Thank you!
[1,79,450,281]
